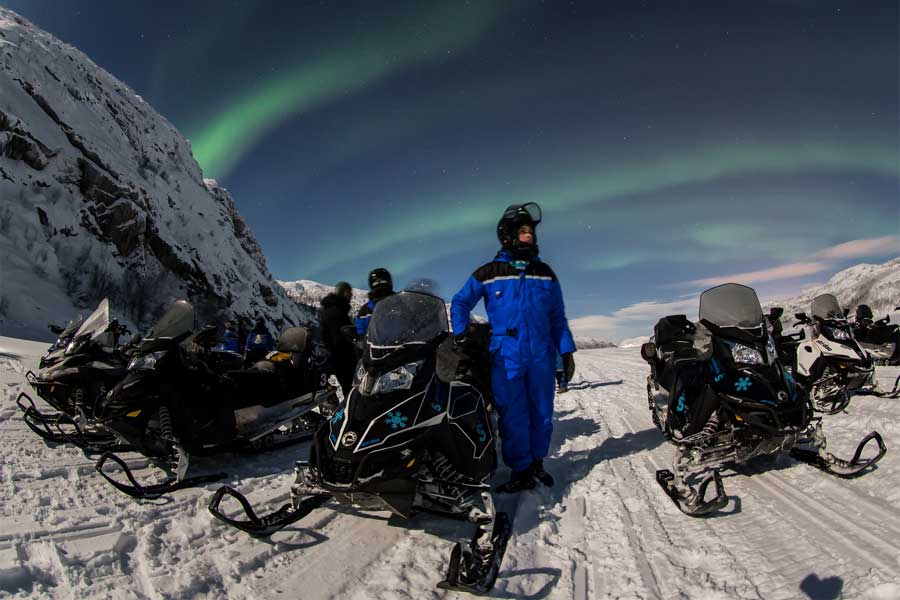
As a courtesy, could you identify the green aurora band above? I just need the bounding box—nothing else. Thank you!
[188,4,508,179]
[303,138,899,277]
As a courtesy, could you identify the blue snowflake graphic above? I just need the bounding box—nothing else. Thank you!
[331,408,344,424]
[384,411,408,430]
[735,377,752,392]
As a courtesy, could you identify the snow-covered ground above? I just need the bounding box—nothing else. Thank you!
[1,336,899,599]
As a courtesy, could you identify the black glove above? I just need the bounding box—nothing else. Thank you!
[562,352,575,382]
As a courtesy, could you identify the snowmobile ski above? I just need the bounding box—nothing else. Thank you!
[656,468,728,516]
[438,510,513,594]
[790,431,886,477]
[95,451,226,499]
[208,486,331,537]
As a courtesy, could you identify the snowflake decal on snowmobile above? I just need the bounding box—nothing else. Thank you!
[735,377,752,392]
[384,411,408,430]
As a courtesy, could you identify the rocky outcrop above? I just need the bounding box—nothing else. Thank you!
[0,8,308,340]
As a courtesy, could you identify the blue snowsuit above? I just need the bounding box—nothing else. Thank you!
[451,250,576,472]
[355,292,396,336]
[220,329,240,353]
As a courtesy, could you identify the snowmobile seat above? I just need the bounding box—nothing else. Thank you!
[276,327,308,354]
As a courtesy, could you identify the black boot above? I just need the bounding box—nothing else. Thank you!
[496,466,536,494]
[532,459,554,487]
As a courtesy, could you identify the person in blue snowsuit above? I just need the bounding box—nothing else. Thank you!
[451,203,576,493]
[244,317,275,362]
[219,321,241,353]
[355,268,396,336]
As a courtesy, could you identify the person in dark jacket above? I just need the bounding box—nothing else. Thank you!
[355,268,396,335]
[451,203,576,493]
[320,281,357,397]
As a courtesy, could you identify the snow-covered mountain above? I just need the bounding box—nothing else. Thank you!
[0,8,310,341]
[278,279,368,313]
[766,256,900,323]
[573,337,618,350]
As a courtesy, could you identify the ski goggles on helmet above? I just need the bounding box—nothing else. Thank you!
[501,202,542,226]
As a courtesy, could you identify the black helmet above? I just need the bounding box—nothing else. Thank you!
[368,268,393,293]
[497,202,542,254]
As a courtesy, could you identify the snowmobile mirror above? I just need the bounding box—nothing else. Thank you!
[794,313,809,323]
[640,342,657,361]
[48,324,65,335]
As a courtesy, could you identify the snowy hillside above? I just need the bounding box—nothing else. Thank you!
[278,279,368,313]
[767,256,900,324]
[0,8,309,341]
[573,337,618,350]
[2,335,899,598]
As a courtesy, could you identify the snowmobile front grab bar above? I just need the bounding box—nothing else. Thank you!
[16,392,127,451]
[790,431,886,477]
[95,451,226,499]
[656,468,728,516]
[208,486,331,537]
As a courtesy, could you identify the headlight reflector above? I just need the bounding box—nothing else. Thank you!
[728,342,764,365]
[127,351,166,371]
[370,361,423,395]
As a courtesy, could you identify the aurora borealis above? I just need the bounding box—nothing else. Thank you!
[5,0,898,340]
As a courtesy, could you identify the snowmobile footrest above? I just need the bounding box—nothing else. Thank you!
[656,469,728,516]
[208,486,331,537]
[437,511,513,594]
[95,451,226,499]
[791,431,887,477]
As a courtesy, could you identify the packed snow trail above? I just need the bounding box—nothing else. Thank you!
[1,338,899,599]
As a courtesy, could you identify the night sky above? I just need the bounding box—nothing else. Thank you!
[4,0,898,340]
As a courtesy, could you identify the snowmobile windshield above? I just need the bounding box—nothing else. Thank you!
[72,298,110,342]
[699,284,764,329]
[811,294,843,320]
[61,315,85,338]
[146,300,194,340]
[367,291,448,347]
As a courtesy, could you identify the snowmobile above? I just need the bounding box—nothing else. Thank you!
[208,291,511,594]
[19,299,136,450]
[774,294,876,414]
[642,283,885,516]
[851,304,900,366]
[93,300,337,499]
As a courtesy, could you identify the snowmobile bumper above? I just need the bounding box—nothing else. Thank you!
[656,468,728,516]
[790,431,886,477]
[16,392,126,451]
[95,451,226,499]
[208,486,331,537]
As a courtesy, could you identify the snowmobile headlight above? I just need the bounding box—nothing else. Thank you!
[371,361,423,395]
[65,338,86,355]
[825,326,851,341]
[728,342,764,365]
[127,351,166,371]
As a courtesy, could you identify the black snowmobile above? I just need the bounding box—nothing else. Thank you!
[208,291,511,594]
[642,283,885,516]
[852,304,900,366]
[19,299,136,450]
[93,300,337,499]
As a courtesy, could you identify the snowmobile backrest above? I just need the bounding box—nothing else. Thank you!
[654,315,696,348]
[856,305,873,322]
[276,327,308,353]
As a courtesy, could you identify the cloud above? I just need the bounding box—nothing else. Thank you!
[815,235,899,260]
[683,261,830,287]
[570,296,699,342]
